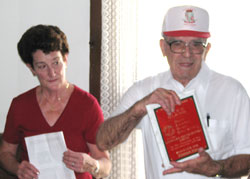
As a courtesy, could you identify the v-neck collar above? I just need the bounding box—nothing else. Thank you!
[34,85,75,128]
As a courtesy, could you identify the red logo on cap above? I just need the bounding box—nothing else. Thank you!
[184,9,195,23]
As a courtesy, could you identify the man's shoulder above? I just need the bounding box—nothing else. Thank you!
[212,71,240,84]
[133,71,170,88]
[210,70,246,91]
[115,71,170,114]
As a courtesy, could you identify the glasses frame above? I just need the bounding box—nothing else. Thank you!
[165,40,207,54]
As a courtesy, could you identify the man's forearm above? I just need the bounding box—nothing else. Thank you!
[217,154,250,178]
[96,103,146,151]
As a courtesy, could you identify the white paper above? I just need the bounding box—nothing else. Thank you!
[146,91,212,169]
[25,131,76,179]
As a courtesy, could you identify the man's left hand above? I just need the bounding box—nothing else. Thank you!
[163,148,220,177]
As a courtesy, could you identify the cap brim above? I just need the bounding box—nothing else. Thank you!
[163,30,210,38]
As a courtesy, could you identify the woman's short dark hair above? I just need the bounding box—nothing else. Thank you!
[17,24,69,67]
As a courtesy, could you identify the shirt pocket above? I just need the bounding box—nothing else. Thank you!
[207,119,233,155]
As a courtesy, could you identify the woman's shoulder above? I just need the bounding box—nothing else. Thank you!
[72,85,98,103]
[9,87,37,109]
[13,87,37,102]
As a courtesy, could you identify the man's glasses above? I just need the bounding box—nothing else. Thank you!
[165,40,207,54]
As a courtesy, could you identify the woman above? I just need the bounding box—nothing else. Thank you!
[0,25,111,179]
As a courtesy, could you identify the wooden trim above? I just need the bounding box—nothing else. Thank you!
[89,0,101,103]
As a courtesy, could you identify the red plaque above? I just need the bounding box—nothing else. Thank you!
[154,96,208,161]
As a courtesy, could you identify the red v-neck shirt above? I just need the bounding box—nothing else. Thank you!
[3,85,104,179]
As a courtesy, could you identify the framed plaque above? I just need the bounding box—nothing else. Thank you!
[146,91,212,168]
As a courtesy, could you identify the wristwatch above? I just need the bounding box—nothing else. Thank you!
[214,161,224,178]
[93,160,100,174]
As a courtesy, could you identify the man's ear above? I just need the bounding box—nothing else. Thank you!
[160,39,167,57]
[26,63,36,76]
[203,43,211,61]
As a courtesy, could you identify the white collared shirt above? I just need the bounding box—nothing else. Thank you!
[112,61,250,179]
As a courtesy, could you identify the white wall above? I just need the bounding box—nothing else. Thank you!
[0,0,90,132]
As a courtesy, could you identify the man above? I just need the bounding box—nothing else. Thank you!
[96,5,250,179]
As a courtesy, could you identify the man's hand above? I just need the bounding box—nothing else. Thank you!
[163,148,220,177]
[96,88,181,151]
[136,88,181,116]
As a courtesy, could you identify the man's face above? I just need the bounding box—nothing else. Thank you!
[160,36,210,86]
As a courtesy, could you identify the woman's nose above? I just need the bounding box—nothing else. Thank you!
[48,66,56,77]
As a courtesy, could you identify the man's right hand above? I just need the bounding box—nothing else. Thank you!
[96,88,181,151]
[134,88,181,116]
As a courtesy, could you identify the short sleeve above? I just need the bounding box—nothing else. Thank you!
[84,98,104,144]
[2,99,20,144]
[231,85,250,153]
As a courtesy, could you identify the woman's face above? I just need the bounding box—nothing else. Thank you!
[28,50,68,91]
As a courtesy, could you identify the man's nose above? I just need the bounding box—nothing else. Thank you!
[182,45,191,57]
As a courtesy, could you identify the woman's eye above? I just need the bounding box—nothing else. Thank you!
[53,61,60,65]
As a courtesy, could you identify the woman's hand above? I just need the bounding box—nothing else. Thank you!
[17,160,40,179]
[63,149,97,174]
[0,140,39,179]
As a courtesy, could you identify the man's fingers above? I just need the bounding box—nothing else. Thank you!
[153,88,181,115]
[163,167,183,175]
[198,148,206,156]
[168,90,181,105]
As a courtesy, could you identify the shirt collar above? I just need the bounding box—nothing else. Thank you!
[167,60,211,93]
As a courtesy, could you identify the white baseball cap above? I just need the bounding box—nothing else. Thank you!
[162,5,210,38]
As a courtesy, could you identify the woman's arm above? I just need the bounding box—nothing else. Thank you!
[63,143,111,179]
[0,140,19,175]
[88,143,111,178]
[0,140,39,179]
